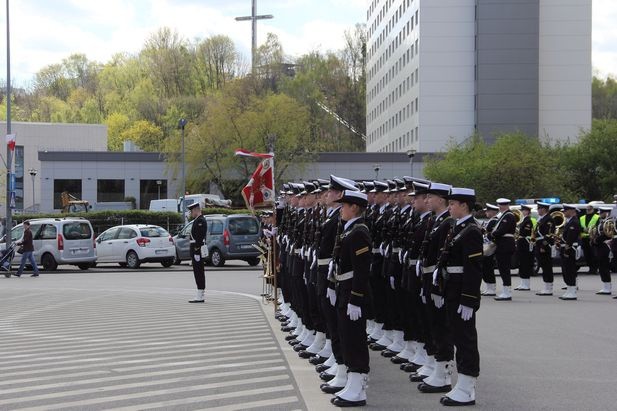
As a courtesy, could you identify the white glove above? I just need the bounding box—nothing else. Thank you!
[431,293,444,309]
[327,287,337,306]
[401,251,408,265]
[300,246,305,259]
[194,254,201,262]
[328,260,335,277]
[379,242,385,256]
[416,260,422,277]
[432,268,440,286]
[384,244,390,256]
[311,250,318,270]
[458,305,473,321]
[200,245,209,258]
[347,303,362,321]
[421,295,427,304]
[389,276,395,290]
[283,235,288,245]
[270,227,277,236]
[303,274,308,286]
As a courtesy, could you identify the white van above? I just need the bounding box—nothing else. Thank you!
[3,218,96,271]
[149,199,180,212]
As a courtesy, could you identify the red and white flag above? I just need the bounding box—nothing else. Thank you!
[6,134,15,151]
[241,157,275,210]
[234,148,274,159]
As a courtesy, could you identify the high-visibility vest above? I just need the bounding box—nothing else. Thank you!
[531,217,537,230]
[579,214,599,238]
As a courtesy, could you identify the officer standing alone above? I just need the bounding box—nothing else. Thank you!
[188,202,208,303]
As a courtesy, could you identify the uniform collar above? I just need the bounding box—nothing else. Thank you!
[435,209,448,220]
[344,216,361,231]
[420,210,431,220]
[456,214,473,226]
[379,204,387,213]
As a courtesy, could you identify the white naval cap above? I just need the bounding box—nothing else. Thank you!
[496,198,511,205]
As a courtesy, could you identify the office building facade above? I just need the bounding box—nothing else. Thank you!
[365,0,591,153]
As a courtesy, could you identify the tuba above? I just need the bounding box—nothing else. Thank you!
[551,210,566,229]
[603,218,616,239]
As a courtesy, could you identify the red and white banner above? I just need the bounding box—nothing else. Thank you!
[6,134,15,151]
[234,149,274,159]
[241,157,275,210]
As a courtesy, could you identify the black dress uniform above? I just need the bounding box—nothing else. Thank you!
[490,203,516,299]
[592,211,613,294]
[189,205,207,302]
[534,209,556,295]
[441,210,482,406]
[481,213,498,294]
[516,212,535,288]
[559,208,581,300]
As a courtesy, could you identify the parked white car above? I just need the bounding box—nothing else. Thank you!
[95,225,175,268]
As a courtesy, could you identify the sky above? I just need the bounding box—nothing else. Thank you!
[0,0,615,87]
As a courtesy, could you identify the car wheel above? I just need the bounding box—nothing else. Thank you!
[41,253,58,271]
[210,248,225,267]
[126,251,140,269]
[77,263,90,270]
[161,259,174,268]
[246,257,259,266]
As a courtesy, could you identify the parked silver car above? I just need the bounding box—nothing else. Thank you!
[1,217,96,270]
[173,214,261,267]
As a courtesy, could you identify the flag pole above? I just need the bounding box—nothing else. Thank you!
[268,134,278,316]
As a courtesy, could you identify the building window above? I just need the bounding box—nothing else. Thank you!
[140,179,168,210]
[97,179,125,203]
[54,179,82,210]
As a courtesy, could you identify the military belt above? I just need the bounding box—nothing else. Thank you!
[392,248,401,254]
[446,266,464,274]
[335,271,354,281]
[502,234,514,238]
[372,248,381,254]
[422,265,436,274]
[318,258,331,266]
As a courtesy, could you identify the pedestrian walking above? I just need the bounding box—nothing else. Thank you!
[14,221,39,278]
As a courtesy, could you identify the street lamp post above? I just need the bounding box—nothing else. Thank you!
[178,119,188,224]
[406,149,417,177]
[156,180,162,200]
[29,169,37,212]
[373,164,381,180]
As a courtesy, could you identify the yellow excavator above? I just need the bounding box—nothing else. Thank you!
[61,191,90,213]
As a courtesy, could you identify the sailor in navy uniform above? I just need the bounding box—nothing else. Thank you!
[312,177,356,373]
[559,204,581,301]
[188,202,207,303]
[327,190,372,407]
[440,187,483,407]
[534,202,556,296]
[489,198,516,301]
[412,182,454,391]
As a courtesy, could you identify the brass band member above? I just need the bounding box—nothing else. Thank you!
[559,204,581,301]
[592,206,613,295]
[535,202,556,296]
[481,204,499,296]
[489,198,517,301]
[514,205,535,291]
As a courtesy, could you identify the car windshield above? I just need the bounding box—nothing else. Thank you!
[63,222,92,240]
[140,226,168,237]
[228,218,259,235]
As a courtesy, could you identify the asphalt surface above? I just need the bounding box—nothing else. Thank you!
[1,266,616,410]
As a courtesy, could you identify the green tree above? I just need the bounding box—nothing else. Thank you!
[120,120,165,152]
[105,112,131,151]
[424,133,567,203]
[561,119,617,201]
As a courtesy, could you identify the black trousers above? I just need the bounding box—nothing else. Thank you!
[386,275,402,330]
[370,254,387,323]
[402,268,420,341]
[581,238,597,272]
[428,300,454,362]
[446,302,480,377]
[191,249,205,290]
[560,250,577,286]
[594,243,612,283]
[482,256,496,284]
[337,304,369,374]
[321,292,342,363]
[496,252,512,286]
[307,281,326,333]
[517,246,534,280]
[536,248,554,283]
[418,298,436,356]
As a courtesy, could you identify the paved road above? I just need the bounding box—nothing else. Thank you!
[1,269,616,410]
[0,270,305,411]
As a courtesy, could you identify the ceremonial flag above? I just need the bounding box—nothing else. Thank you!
[6,134,15,151]
[241,157,275,210]
[234,148,274,159]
